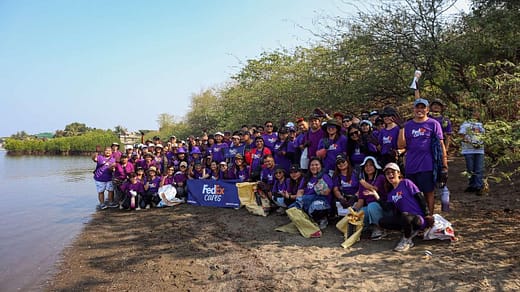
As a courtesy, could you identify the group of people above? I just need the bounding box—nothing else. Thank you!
[92,97,485,252]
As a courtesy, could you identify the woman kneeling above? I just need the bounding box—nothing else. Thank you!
[379,163,433,252]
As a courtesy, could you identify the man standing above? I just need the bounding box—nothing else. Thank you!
[398,98,448,218]
[93,146,118,210]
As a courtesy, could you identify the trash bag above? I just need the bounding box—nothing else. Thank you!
[336,207,364,248]
[423,214,456,242]
[286,207,321,238]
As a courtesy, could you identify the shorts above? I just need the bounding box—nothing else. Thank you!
[406,171,435,193]
[95,180,114,193]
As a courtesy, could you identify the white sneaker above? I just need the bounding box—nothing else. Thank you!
[136,206,141,211]
[371,228,387,240]
[394,237,414,252]
[146,204,151,209]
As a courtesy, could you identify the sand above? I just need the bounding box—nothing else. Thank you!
[46,157,520,291]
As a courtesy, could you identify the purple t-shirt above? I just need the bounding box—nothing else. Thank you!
[145,176,162,193]
[357,174,386,205]
[93,155,115,182]
[299,174,334,198]
[260,167,276,185]
[378,126,400,155]
[404,118,444,174]
[114,162,134,181]
[305,128,325,158]
[387,179,424,218]
[317,135,348,173]
[234,166,250,182]
[272,178,290,194]
[120,181,145,197]
[429,114,453,135]
[334,173,359,195]
[273,140,291,172]
[262,132,278,151]
[210,143,228,163]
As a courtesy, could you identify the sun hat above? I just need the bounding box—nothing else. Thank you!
[148,166,158,173]
[360,156,382,169]
[190,147,202,155]
[215,131,224,137]
[321,119,342,131]
[383,162,401,172]
[180,161,188,168]
[125,144,133,150]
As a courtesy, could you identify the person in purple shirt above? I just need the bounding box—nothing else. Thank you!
[174,162,189,200]
[378,106,402,166]
[262,121,278,151]
[332,154,359,210]
[378,163,432,252]
[144,166,162,208]
[231,154,250,182]
[316,119,348,176]
[270,165,291,210]
[398,98,448,216]
[301,114,325,161]
[120,172,145,210]
[188,162,208,179]
[353,156,387,240]
[260,155,276,186]
[110,142,122,163]
[346,124,376,171]
[272,128,291,173]
[210,132,228,163]
[92,146,117,210]
[289,157,333,234]
[286,126,299,165]
[219,161,236,180]
[113,154,135,204]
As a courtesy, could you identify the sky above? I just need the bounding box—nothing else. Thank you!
[0,0,470,137]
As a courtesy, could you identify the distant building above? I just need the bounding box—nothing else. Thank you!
[119,132,141,146]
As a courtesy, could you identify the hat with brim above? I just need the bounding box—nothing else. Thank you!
[383,162,401,172]
[321,119,342,131]
[360,120,373,127]
[360,156,382,169]
[414,98,429,107]
[190,147,202,155]
[430,98,445,108]
[335,154,347,163]
[148,166,157,173]
[215,132,224,137]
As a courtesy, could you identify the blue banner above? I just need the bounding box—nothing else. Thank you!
[187,179,241,208]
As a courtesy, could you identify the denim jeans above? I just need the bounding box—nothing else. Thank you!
[362,201,384,227]
[289,194,330,217]
[464,153,485,189]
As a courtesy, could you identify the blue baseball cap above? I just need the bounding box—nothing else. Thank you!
[414,98,429,107]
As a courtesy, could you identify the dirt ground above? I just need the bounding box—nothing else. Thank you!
[46,156,519,291]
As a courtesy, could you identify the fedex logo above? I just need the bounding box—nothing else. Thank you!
[203,184,224,202]
[382,136,393,144]
[391,191,403,203]
[412,128,427,138]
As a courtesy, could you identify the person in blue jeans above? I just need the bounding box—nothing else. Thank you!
[459,110,486,195]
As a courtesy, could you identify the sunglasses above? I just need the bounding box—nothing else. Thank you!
[265,125,273,128]
[349,131,360,136]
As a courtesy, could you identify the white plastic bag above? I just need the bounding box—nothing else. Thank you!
[300,147,310,170]
[423,214,456,241]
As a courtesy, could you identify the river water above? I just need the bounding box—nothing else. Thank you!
[0,151,95,291]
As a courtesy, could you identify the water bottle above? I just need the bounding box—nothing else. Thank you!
[441,186,450,212]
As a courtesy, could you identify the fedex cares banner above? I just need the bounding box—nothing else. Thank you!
[187,179,241,208]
